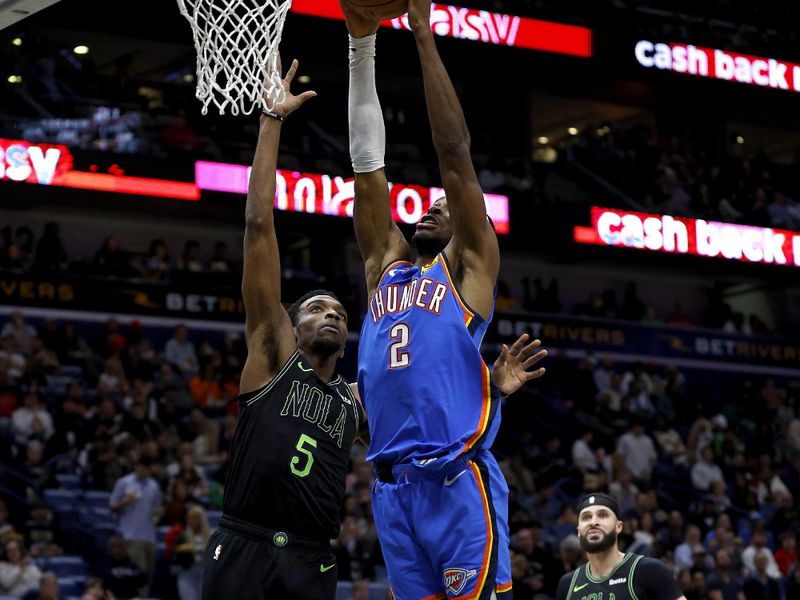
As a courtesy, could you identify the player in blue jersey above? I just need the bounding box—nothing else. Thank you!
[342,0,546,597]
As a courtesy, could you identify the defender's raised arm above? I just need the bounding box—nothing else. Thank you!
[240,60,316,393]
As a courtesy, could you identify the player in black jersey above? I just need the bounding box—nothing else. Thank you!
[200,59,353,600]
[556,494,686,600]
[201,59,547,600]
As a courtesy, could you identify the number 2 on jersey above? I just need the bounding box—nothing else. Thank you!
[389,323,410,368]
[290,434,317,477]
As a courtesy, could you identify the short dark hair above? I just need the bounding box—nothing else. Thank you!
[287,289,340,326]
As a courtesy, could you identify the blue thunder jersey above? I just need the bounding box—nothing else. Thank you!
[358,252,500,467]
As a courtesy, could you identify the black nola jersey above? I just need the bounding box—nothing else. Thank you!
[222,350,362,540]
[556,553,683,600]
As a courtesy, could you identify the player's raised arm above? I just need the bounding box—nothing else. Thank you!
[342,3,411,295]
[407,0,499,296]
[240,59,317,393]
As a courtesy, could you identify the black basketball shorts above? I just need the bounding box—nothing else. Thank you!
[202,515,337,600]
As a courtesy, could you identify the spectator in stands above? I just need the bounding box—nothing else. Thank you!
[0,539,42,597]
[184,410,220,465]
[164,325,198,377]
[499,453,535,498]
[97,536,148,600]
[31,571,60,600]
[1,242,26,269]
[97,357,130,398]
[177,241,203,272]
[571,429,599,473]
[787,565,800,600]
[94,236,129,276]
[495,280,521,312]
[78,577,109,600]
[0,501,18,542]
[674,524,704,570]
[653,416,689,465]
[0,332,26,382]
[144,239,170,280]
[162,110,205,153]
[188,364,224,412]
[207,241,231,272]
[32,222,67,271]
[109,456,163,596]
[616,419,657,484]
[774,532,797,576]
[742,530,781,580]
[742,551,781,600]
[61,324,94,371]
[692,446,725,492]
[332,516,376,582]
[351,580,370,600]
[706,548,745,600]
[676,568,698,600]
[592,357,615,394]
[161,478,193,526]
[1,312,37,353]
[172,453,210,499]
[172,505,211,600]
[27,336,60,378]
[11,388,54,444]
[24,501,61,558]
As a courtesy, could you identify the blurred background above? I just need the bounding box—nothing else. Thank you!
[0,0,799,599]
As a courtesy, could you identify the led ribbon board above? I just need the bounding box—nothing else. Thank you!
[290,0,592,57]
[195,161,510,233]
[0,138,510,233]
[634,40,800,93]
[575,206,800,268]
[0,138,199,200]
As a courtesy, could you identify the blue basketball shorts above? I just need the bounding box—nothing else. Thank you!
[372,449,512,600]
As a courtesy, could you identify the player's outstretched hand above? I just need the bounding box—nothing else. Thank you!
[407,0,433,30]
[493,333,547,396]
[270,58,317,118]
[339,1,381,38]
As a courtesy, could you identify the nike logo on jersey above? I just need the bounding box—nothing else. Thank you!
[609,577,627,585]
[337,391,352,405]
[297,361,313,372]
[443,469,468,487]
[320,563,335,573]
[574,583,589,592]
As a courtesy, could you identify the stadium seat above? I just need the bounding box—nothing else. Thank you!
[206,510,222,529]
[56,577,82,597]
[335,581,352,600]
[56,474,81,490]
[82,490,111,508]
[368,582,389,600]
[157,525,172,543]
[45,556,88,577]
[90,507,115,523]
[42,488,78,509]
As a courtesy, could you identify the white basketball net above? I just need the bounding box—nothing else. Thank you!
[176,0,292,116]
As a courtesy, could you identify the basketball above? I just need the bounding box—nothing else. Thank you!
[342,0,408,20]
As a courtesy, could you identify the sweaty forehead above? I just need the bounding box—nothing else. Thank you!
[299,295,344,313]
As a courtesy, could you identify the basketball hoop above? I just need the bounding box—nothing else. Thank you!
[176,0,292,116]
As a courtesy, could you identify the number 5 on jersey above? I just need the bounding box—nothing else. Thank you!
[389,323,410,369]
[290,434,317,478]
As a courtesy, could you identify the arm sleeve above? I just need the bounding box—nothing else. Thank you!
[637,558,683,600]
[556,572,573,600]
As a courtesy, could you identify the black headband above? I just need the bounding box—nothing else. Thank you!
[577,493,621,519]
